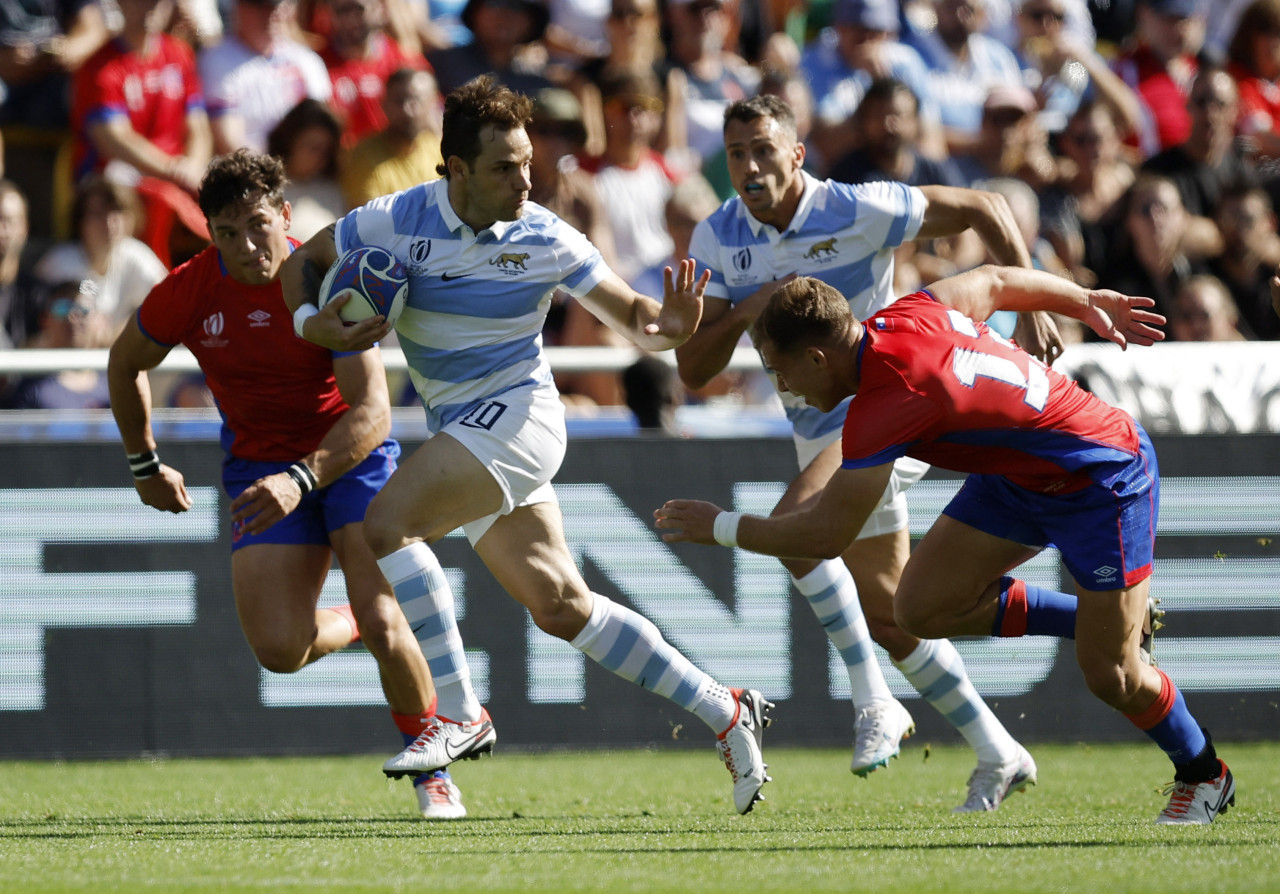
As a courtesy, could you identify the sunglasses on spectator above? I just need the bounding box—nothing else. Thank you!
[49,299,92,320]
[1189,94,1231,110]
[1066,131,1102,146]
[1022,7,1065,23]
[1136,200,1175,218]
[607,95,664,113]
[985,108,1028,127]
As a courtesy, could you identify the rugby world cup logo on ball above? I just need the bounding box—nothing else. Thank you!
[319,246,409,327]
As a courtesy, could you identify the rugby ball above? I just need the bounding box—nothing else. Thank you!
[318,246,409,327]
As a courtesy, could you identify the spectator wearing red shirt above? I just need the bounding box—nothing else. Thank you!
[1114,0,1207,157]
[321,0,429,147]
[71,0,212,265]
[1226,0,1280,163]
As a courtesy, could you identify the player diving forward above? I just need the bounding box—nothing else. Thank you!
[108,150,466,819]
[657,266,1236,825]
[681,93,1060,809]
[283,75,773,815]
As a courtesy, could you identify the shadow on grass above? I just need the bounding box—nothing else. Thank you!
[2,814,1275,852]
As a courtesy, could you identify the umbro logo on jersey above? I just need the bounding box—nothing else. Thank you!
[247,309,271,327]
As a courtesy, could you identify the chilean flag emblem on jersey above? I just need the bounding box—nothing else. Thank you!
[873,317,894,331]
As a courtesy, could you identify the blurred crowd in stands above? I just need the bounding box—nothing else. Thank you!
[1,0,1278,421]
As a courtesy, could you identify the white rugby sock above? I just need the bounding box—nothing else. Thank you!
[570,592,738,734]
[794,560,894,709]
[894,638,1018,763]
[377,542,482,723]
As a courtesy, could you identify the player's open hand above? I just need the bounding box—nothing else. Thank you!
[230,472,302,537]
[654,499,725,545]
[1014,310,1065,365]
[302,294,393,352]
[650,259,709,346]
[135,465,192,513]
[1084,289,1166,348]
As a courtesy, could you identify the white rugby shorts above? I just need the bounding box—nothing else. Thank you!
[438,383,567,544]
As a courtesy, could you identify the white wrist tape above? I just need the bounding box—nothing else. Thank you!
[292,303,319,338]
[712,511,743,548]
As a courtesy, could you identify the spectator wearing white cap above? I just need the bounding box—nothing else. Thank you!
[951,83,1056,189]
[799,0,945,171]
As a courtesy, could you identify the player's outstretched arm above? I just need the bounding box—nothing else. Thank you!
[107,318,192,514]
[578,259,709,352]
[917,185,1064,362]
[929,265,1165,349]
[281,224,391,352]
[656,463,891,559]
[230,350,392,537]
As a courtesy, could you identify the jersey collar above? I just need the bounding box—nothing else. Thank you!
[435,178,516,243]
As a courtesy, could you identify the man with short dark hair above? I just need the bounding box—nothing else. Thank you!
[321,0,429,147]
[828,77,963,187]
[341,67,444,207]
[284,76,775,816]
[658,265,1236,826]
[107,149,463,820]
[679,91,1062,812]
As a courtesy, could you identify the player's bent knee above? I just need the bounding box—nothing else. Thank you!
[894,599,942,639]
[1078,660,1139,707]
[361,505,401,557]
[250,642,309,674]
[527,597,591,641]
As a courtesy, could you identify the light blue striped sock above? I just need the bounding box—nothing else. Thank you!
[377,542,481,723]
[894,638,1017,763]
[794,560,893,708]
[570,592,737,734]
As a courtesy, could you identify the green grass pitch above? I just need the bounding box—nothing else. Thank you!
[2,742,1277,893]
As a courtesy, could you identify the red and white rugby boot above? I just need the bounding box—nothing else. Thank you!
[415,769,467,820]
[383,708,496,777]
[717,688,774,815]
[1156,760,1235,825]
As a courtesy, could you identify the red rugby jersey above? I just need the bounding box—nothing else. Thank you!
[72,34,204,180]
[842,291,1140,495]
[136,242,349,461]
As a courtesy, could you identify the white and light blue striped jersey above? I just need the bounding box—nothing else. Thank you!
[334,178,610,431]
[689,173,926,439]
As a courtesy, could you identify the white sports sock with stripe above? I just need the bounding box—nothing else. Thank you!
[794,560,894,709]
[570,592,738,734]
[377,542,481,723]
[894,638,1018,764]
